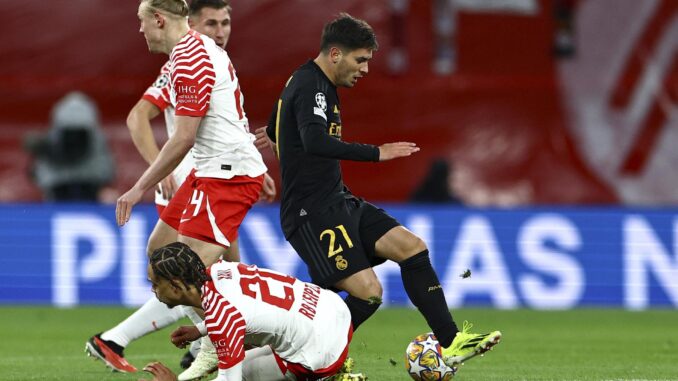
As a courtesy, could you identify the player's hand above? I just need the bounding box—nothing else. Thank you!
[138,361,177,381]
[378,142,420,161]
[157,175,178,201]
[170,325,201,348]
[259,172,276,202]
[116,186,144,226]
[254,126,276,153]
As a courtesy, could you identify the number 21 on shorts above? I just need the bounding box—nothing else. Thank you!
[319,225,353,257]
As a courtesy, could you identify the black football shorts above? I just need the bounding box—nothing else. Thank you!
[287,197,400,288]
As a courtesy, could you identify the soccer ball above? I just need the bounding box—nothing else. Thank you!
[405,333,455,381]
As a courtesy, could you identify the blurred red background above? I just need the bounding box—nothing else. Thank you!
[2,0,675,205]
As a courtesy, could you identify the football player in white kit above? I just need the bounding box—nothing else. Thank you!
[86,1,275,379]
[86,0,277,375]
[145,242,358,381]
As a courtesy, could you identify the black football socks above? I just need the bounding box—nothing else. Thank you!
[400,250,457,347]
[344,294,382,330]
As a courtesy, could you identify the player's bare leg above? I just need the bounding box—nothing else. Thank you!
[335,268,382,301]
[178,234,229,265]
[334,268,383,330]
[224,238,240,262]
[148,220,180,256]
[374,226,426,262]
[152,220,240,260]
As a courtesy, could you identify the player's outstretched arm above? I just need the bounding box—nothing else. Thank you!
[127,99,162,165]
[116,116,199,226]
[127,99,178,201]
[378,142,420,161]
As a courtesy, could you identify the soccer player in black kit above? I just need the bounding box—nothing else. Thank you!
[255,13,501,370]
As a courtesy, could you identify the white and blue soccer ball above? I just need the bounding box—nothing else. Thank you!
[405,332,455,381]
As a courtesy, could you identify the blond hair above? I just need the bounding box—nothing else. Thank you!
[139,0,189,18]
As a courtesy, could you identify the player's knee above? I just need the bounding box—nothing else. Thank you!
[146,233,169,257]
[146,240,160,258]
[360,277,383,299]
[222,242,240,262]
[344,275,383,300]
[396,235,427,260]
[407,236,428,255]
[198,251,222,266]
[337,269,384,299]
[146,231,169,257]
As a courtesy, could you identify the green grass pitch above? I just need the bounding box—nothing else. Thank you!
[0,307,676,380]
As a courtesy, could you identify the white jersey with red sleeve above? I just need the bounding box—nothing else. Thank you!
[141,61,195,206]
[142,61,172,112]
[201,261,351,372]
[169,30,267,180]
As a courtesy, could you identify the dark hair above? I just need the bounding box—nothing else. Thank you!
[189,0,230,17]
[320,13,378,53]
[149,242,209,291]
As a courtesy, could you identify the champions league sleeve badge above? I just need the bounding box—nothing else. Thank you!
[153,73,170,89]
[313,92,327,120]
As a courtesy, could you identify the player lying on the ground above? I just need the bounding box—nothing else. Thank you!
[145,242,365,381]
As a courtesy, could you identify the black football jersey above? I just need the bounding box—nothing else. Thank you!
[267,60,379,237]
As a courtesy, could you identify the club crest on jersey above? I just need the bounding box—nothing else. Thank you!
[217,270,232,280]
[153,73,169,89]
[335,255,348,270]
[313,92,327,120]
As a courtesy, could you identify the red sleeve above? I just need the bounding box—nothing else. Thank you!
[141,93,170,111]
[202,282,246,369]
[171,36,215,117]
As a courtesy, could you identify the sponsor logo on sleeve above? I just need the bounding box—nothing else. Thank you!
[175,81,199,106]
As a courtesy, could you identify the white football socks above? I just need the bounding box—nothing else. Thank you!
[200,334,216,352]
[182,305,204,325]
[101,297,186,347]
[180,306,210,356]
[189,338,201,357]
